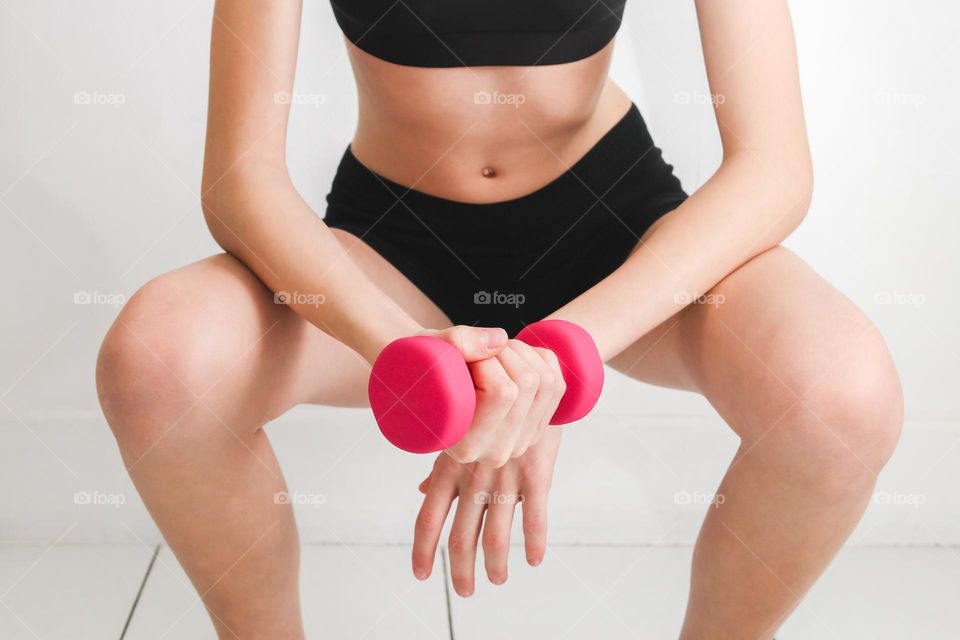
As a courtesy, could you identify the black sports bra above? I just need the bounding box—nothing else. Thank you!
[330,1,626,68]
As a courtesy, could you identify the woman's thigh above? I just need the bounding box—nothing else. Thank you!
[608,246,898,442]
[110,228,451,419]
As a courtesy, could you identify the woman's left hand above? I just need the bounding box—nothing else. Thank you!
[411,428,562,596]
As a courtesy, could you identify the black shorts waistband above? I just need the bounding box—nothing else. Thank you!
[324,103,680,247]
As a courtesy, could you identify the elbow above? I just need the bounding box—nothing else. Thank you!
[200,190,239,255]
[764,169,812,249]
[735,147,814,239]
[766,143,814,223]
[199,166,260,256]
[793,148,815,213]
[199,161,288,254]
[786,154,814,230]
[783,172,813,233]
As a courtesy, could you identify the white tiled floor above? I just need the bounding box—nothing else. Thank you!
[1,544,958,639]
[124,546,449,640]
[0,544,152,639]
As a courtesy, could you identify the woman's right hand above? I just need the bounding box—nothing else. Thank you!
[416,326,567,468]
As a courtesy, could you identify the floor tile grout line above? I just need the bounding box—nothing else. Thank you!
[440,546,455,640]
[119,544,161,640]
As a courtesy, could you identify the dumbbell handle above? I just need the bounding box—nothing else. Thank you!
[368,319,604,453]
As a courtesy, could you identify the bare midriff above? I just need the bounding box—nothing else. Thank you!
[346,40,632,204]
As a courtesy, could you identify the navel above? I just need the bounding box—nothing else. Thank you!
[481,166,498,179]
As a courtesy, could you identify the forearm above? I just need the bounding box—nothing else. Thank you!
[550,152,812,360]
[201,167,422,363]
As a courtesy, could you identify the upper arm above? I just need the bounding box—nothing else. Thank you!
[202,0,303,193]
[694,0,811,180]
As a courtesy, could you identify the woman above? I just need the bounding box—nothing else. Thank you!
[95,0,903,637]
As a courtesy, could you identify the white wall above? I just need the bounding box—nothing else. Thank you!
[1,1,957,544]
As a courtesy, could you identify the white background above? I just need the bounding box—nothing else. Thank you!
[0,1,957,546]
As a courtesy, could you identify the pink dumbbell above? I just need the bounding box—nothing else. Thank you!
[368,319,604,453]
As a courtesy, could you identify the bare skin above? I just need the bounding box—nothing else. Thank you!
[96,0,903,638]
[348,41,628,204]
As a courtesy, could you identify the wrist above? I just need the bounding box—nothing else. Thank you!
[543,310,609,361]
[356,315,425,365]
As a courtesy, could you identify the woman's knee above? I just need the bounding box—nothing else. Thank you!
[700,249,903,486]
[798,326,903,474]
[745,324,903,493]
[96,257,273,447]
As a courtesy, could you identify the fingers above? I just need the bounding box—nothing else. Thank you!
[521,487,549,567]
[432,440,556,595]
[448,467,493,597]
[509,343,565,455]
[431,325,508,362]
[476,343,539,467]
[412,460,457,580]
[442,336,566,467]
[481,474,520,585]
[445,356,514,463]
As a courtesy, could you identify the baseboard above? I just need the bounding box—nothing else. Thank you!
[1,406,956,546]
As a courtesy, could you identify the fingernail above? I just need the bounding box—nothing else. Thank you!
[486,328,507,349]
[528,557,542,567]
[491,575,506,585]
[414,570,428,580]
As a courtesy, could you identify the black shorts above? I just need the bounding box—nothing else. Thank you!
[324,103,687,337]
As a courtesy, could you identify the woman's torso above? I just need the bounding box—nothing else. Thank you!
[337,1,632,204]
